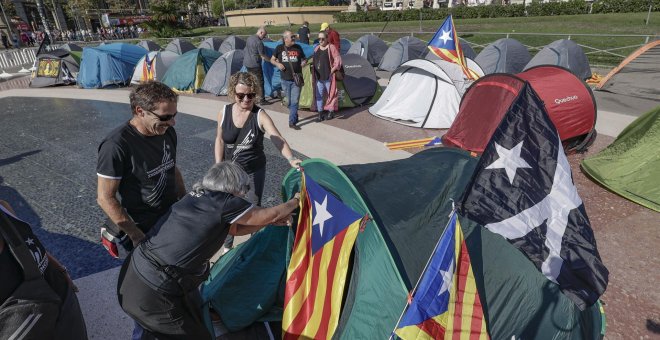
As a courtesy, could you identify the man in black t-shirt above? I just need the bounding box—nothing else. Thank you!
[97,82,186,249]
[271,30,307,129]
[297,21,310,45]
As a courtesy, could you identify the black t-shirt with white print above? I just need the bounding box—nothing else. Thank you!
[274,43,306,81]
[221,103,266,174]
[130,190,252,294]
[97,121,178,231]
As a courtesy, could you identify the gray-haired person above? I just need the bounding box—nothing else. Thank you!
[118,161,300,339]
[244,26,269,104]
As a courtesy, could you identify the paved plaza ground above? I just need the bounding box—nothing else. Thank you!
[0,76,657,338]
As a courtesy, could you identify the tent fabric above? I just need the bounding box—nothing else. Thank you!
[346,34,388,66]
[425,39,477,62]
[162,48,220,93]
[378,36,428,72]
[369,58,483,128]
[164,38,196,55]
[597,40,660,101]
[201,49,245,95]
[219,36,247,55]
[202,151,605,339]
[137,40,161,52]
[340,38,352,55]
[131,51,179,84]
[198,37,224,51]
[524,39,592,80]
[582,106,660,212]
[443,65,597,153]
[59,43,82,52]
[299,54,383,110]
[475,38,531,74]
[30,49,80,87]
[77,43,147,89]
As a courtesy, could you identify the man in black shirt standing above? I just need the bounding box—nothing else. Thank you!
[97,81,186,249]
[297,21,310,45]
[271,30,307,129]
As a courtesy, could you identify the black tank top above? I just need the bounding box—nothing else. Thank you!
[221,103,266,173]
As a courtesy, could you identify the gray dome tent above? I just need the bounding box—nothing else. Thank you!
[475,38,531,75]
[198,37,224,51]
[524,39,592,80]
[137,40,161,51]
[60,43,83,52]
[165,39,195,55]
[425,40,477,61]
[341,53,381,105]
[219,36,246,55]
[30,49,80,87]
[378,36,428,72]
[201,49,245,96]
[340,38,352,55]
[347,34,388,66]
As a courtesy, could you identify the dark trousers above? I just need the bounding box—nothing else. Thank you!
[246,66,265,98]
[223,166,265,248]
[117,257,211,340]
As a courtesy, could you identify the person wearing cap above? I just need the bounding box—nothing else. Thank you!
[320,22,340,53]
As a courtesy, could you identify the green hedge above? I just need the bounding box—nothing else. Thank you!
[335,0,659,23]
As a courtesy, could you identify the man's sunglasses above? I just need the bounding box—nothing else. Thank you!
[144,109,177,122]
[236,92,256,101]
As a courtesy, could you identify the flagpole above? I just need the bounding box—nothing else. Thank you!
[388,206,458,339]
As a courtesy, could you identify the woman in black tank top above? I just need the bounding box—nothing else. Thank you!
[214,72,302,250]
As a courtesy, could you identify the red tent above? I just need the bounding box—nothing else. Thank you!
[443,65,596,153]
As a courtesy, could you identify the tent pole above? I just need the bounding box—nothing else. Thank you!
[645,2,652,25]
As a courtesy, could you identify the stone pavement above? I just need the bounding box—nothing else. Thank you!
[0,85,657,339]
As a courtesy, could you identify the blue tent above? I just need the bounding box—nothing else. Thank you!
[78,43,147,88]
[241,41,314,98]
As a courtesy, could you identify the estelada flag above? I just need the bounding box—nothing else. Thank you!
[395,212,488,340]
[428,15,479,80]
[283,173,364,340]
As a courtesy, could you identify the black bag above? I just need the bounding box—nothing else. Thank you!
[284,45,304,87]
[0,210,87,340]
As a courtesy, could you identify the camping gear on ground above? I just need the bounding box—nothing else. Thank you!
[201,49,245,95]
[425,39,476,62]
[378,36,428,72]
[219,36,246,55]
[162,48,220,93]
[137,40,161,52]
[475,38,531,74]
[30,48,80,87]
[164,38,195,55]
[369,58,484,128]
[131,50,179,84]
[299,53,383,110]
[581,106,660,212]
[443,65,596,153]
[524,39,592,80]
[59,43,82,52]
[201,151,606,339]
[198,37,224,51]
[346,34,388,66]
[384,136,441,150]
[597,40,660,101]
[77,43,147,88]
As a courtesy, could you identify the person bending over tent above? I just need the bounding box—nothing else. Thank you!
[312,31,342,121]
[117,162,300,340]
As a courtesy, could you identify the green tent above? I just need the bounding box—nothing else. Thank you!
[202,149,605,339]
[582,106,660,212]
[162,48,220,93]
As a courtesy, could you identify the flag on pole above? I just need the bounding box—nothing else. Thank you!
[395,212,489,340]
[428,15,479,80]
[459,83,609,310]
[283,173,364,340]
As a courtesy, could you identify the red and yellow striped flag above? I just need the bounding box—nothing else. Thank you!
[283,173,364,340]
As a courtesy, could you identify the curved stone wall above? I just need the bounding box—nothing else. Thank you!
[226,6,348,28]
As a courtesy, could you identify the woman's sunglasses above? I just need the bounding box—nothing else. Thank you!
[318,38,326,41]
[236,92,256,101]
[145,109,177,122]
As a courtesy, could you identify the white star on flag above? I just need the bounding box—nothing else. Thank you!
[439,29,453,44]
[25,237,35,245]
[312,196,333,237]
[485,141,531,184]
[437,259,454,296]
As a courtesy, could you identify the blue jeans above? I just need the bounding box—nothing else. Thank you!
[281,78,301,125]
[315,79,332,112]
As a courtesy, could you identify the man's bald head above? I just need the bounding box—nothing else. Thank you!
[257,26,267,39]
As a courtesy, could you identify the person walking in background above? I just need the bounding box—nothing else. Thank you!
[297,21,310,45]
[271,30,307,129]
[244,26,270,105]
[215,72,301,253]
[312,31,342,121]
[320,22,340,53]
[1,31,9,49]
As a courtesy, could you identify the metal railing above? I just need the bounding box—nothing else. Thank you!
[0,48,38,71]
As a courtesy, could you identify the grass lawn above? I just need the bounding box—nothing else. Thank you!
[183,12,659,67]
